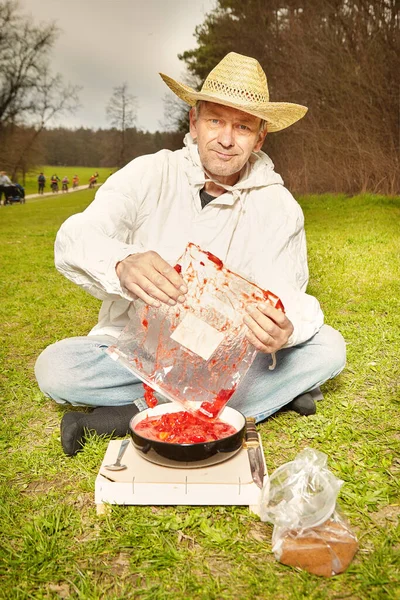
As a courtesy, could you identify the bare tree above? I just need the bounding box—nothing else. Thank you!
[0,0,81,178]
[160,93,188,132]
[106,82,137,167]
[11,68,80,180]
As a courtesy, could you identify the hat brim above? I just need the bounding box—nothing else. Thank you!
[160,73,307,133]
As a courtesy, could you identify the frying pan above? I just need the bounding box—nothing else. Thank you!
[129,403,246,468]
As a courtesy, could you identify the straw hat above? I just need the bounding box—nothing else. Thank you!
[160,52,307,133]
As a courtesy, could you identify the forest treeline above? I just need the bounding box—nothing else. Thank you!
[175,0,399,195]
[1,0,399,194]
[31,127,185,169]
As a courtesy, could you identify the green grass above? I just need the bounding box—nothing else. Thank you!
[21,166,115,195]
[1,191,399,599]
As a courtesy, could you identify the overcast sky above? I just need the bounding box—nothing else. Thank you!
[20,0,216,132]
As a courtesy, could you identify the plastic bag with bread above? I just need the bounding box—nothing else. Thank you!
[260,448,358,577]
[273,510,358,577]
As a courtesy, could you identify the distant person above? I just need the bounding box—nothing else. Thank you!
[0,170,12,204]
[72,175,79,189]
[37,172,46,194]
[50,174,60,193]
[35,52,346,456]
[2,180,25,205]
[88,173,97,189]
[62,176,69,193]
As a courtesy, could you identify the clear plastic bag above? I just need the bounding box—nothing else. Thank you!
[260,448,358,577]
[108,243,284,419]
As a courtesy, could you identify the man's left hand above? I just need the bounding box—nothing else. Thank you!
[243,303,294,354]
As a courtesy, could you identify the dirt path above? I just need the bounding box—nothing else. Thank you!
[25,183,99,200]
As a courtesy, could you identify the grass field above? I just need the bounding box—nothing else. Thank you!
[0,190,399,599]
[21,166,115,195]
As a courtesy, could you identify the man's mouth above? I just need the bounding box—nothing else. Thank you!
[213,150,236,160]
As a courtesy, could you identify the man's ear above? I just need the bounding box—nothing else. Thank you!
[189,107,198,140]
[254,128,267,152]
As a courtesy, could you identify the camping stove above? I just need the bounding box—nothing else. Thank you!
[95,438,268,515]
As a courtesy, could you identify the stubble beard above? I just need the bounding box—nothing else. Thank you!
[199,148,245,182]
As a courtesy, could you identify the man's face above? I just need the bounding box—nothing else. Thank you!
[189,102,267,186]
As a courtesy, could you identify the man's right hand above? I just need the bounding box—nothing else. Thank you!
[116,251,188,307]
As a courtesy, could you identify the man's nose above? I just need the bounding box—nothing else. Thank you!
[217,124,234,147]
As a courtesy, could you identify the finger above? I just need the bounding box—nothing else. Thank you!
[255,302,287,326]
[139,268,186,303]
[123,279,161,307]
[244,312,280,347]
[244,328,275,353]
[124,276,181,307]
[147,270,187,302]
[150,253,188,293]
[245,306,281,340]
[137,257,187,302]
[258,303,294,341]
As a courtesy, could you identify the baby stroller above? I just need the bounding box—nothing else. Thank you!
[5,183,25,205]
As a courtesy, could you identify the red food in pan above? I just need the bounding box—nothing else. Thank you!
[134,410,237,444]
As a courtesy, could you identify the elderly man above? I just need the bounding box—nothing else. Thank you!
[35,52,346,455]
[0,170,12,204]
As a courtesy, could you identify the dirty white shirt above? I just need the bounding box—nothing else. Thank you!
[55,134,323,347]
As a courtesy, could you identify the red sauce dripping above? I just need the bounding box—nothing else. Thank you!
[174,264,182,273]
[205,251,223,270]
[143,383,158,408]
[198,387,236,419]
[135,410,237,444]
[142,318,148,329]
[263,290,285,312]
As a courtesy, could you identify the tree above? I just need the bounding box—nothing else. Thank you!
[106,82,138,167]
[0,0,80,179]
[160,93,188,133]
[173,0,399,195]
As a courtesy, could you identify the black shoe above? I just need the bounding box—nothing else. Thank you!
[60,404,140,456]
[60,411,88,456]
[286,393,317,416]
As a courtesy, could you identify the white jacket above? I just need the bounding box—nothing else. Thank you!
[55,134,323,346]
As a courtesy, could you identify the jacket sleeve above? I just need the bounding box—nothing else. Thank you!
[255,187,324,348]
[54,156,156,301]
[269,279,324,349]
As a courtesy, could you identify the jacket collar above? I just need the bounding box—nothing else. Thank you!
[182,133,283,196]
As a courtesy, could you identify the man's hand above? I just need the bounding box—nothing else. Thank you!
[116,251,187,307]
[243,303,293,354]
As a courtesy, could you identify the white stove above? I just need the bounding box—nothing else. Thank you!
[95,438,268,515]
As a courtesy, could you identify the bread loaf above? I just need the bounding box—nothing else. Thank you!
[278,518,358,577]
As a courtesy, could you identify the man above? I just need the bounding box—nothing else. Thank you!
[62,176,69,193]
[0,170,12,204]
[35,52,346,456]
[38,173,46,194]
[88,172,98,189]
[50,174,60,193]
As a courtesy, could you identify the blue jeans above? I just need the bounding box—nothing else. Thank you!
[34,325,346,423]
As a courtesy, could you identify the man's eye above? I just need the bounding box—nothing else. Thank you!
[238,124,250,131]
[211,119,220,124]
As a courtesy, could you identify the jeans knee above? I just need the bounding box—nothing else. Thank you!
[319,325,347,377]
[34,343,68,403]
